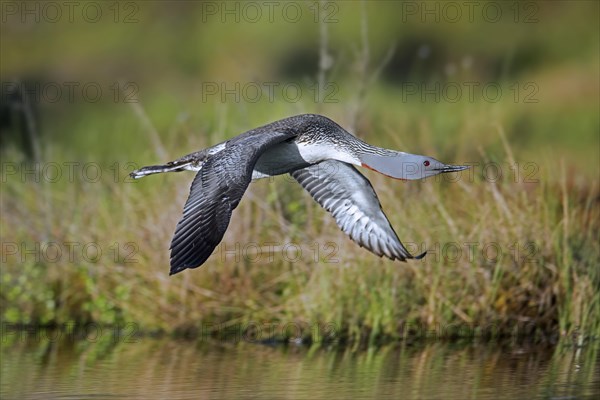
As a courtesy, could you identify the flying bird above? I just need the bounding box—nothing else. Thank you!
[131,114,468,275]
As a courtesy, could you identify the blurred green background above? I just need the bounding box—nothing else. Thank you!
[2,1,598,170]
[1,1,598,342]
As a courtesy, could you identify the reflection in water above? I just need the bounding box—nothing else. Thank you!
[1,330,598,399]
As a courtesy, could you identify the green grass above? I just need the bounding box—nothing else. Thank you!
[1,82,598,345]
[1,1,598,346]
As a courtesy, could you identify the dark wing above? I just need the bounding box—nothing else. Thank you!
[169,131,297,275]
[291,160,425,261]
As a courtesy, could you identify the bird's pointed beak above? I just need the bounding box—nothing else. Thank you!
[434,164,470,173]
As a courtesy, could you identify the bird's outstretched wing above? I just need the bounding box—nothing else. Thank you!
[169,131,297,275]
[291,160,425,261]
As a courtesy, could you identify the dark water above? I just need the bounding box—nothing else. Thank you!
[1,330,598,399]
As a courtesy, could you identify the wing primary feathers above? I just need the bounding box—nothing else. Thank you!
[169,130,297,275]
[291,160,424,262]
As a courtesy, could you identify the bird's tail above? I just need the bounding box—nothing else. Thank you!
[130,161,200,179]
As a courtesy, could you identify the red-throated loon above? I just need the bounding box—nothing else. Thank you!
[131,114,468,275]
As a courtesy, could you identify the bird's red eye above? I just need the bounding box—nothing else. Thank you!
[423,160,430,167]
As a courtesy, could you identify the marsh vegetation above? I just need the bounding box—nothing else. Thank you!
[1,2,598,347]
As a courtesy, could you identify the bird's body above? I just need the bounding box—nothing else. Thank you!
[131,114,467,275]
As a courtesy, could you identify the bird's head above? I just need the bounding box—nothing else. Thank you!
[360,152,469,180]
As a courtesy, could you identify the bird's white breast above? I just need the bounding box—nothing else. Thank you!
[251,140,360,180]
[296,141,360,165]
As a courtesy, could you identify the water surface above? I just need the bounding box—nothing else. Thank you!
[1,330,598,399]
